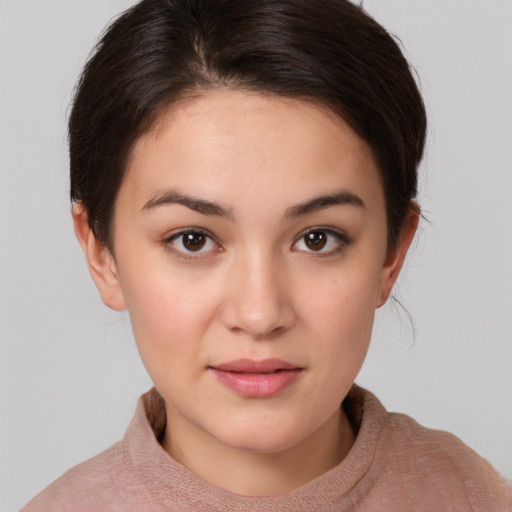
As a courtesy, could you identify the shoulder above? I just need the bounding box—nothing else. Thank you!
[346,386,510,510]
[384,411,495,475]
[378,410,511,511]
[20,439,155,512]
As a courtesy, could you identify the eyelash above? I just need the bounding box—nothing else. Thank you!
[162,226,351,259]
[162,228,222,260]
[291,227,351,256]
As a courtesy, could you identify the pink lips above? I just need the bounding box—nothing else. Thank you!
[209,358,303,398]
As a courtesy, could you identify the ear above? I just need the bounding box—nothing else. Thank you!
[72,203,127,311]
[376,207,419,308]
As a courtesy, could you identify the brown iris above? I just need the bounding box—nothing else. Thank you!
[182,232,207,251]
[304,231,327,251]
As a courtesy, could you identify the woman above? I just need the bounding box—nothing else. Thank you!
[20,0,510,510]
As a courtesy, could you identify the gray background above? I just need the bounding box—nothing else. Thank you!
[1,1,511,510]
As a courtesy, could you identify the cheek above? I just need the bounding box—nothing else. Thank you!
[117,261,219,374]
[302,263,381,334]
[298,260,382,375]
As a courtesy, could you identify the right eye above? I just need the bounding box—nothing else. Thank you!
[164,230,219,255]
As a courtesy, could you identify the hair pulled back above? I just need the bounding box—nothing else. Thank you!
[69,0,427,250]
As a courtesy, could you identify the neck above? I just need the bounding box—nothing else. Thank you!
[162,407,355,496]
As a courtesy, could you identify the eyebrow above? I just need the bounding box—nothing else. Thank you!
[142,190,235,220]
[141,188,364,220]
[284,190,365,218]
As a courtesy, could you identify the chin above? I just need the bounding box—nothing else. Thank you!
[210,419,309,454]
[223,434,302,454]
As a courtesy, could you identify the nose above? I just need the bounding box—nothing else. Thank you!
[220,252,296,339]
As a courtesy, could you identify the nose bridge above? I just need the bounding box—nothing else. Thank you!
[222,246,294,338]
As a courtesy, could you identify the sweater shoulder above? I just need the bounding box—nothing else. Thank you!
[20,439,157,512]
[386,411,493,470]
[380,411,511,511]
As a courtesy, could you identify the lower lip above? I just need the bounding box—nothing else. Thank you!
[210,368,302,398]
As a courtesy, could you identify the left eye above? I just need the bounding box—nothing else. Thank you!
[166,231,217,254]
[292,229,347,253]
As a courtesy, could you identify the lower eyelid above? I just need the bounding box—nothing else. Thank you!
[163,229,222,257]
[163,228,349,256]
[293,229,350,253]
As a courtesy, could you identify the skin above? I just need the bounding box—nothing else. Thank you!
[73,89,418,496]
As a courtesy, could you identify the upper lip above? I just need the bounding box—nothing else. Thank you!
[210,358,301,373]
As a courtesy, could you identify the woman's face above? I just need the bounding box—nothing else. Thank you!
[84,90,410,457]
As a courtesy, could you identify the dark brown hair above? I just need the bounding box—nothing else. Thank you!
[69,0,426,250]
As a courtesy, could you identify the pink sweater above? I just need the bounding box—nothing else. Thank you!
[22,385,511,511]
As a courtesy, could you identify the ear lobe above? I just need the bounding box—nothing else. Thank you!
[376,208,419,308]
[72,203,127,311]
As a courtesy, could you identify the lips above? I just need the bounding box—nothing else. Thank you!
[209,359,303,398]
[212,358,300,373]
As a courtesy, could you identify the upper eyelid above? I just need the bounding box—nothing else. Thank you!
[162,229,221,260]
[294,226,349,241]
[164,227,216,242]
[291,227,351,255]
[161,226,349,249]
[162,228,220,251]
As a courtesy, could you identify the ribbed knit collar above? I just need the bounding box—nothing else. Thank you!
[125,384,388,512]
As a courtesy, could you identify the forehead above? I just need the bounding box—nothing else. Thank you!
[120,89,384,215]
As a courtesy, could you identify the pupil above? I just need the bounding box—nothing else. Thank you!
[305,231,327,251]
[183,233,206,251]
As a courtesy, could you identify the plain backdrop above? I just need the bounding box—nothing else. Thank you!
[1,1,511,510]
